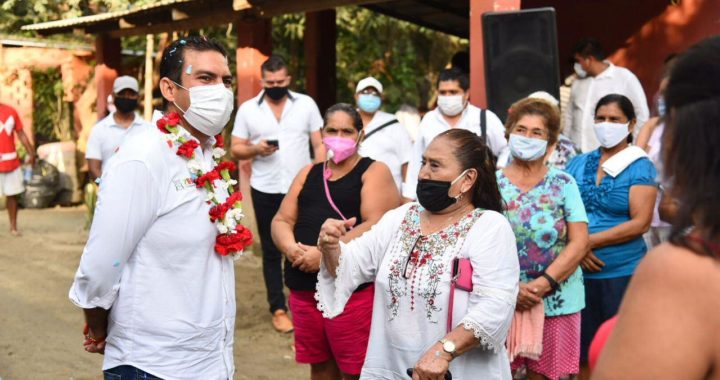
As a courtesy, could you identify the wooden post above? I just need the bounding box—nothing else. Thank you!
[144,34,154,120]
[304,9,337,114]
[94,33,122,120]
[235,17,272,105]
[469,0,521,108]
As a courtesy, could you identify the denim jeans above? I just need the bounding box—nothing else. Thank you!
[104,365,163,380]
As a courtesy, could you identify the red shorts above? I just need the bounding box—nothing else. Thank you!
[289,284,374,375]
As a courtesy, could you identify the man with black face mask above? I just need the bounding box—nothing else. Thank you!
[231,54,325,333]
[85,76,151,180]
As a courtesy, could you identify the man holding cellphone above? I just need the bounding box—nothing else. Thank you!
[231,54,325,333]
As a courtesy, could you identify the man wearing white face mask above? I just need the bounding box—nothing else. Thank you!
[69,37,239,380]
[354,76,413,192]
[402,67,506,201]
[564,38,649,153]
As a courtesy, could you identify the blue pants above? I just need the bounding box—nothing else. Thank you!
[104,365,163,380]
[580,275,632,363]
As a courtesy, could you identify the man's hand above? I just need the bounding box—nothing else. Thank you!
[27,153,36,167]
[516,282,543,311]
[292,243,321,272]
[581,251,605,272]
[254,140,278,157]
[83,324,106,355]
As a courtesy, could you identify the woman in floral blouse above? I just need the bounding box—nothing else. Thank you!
[565,94,657,379]
[316,129,519,379]
[497,98,590,380]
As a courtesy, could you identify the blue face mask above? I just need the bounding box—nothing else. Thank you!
[508,134,548,162]
[357,94,381,113]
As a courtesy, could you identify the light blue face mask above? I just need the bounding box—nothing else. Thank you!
[357,94,381,113]
[508,134,548,162]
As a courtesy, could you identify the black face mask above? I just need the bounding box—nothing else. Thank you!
[415,170,467,212]
[265,86,289,101]
[114,97,138,113]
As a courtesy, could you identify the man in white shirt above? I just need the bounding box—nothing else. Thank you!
[230,55,325,333]
[564,38,650,152]
[71,36,238,379]
[85,76,152,179]
[354,76,413,192]
[403,67,507,200]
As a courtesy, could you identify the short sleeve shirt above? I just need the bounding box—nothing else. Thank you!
[358,110,413,192]
[497,167,588,316]
[0,103,24,172]
[566,149,657,279]
[86,112,152,165]
[231,91,323,194]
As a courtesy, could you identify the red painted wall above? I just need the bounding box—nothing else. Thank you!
[524,0,720,105]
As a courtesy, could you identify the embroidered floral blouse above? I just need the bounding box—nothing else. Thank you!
[316,203,519,380]
[497,167,588,317]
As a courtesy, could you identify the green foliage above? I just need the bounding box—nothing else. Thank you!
[30,68,64,145]
[273,7,468,112]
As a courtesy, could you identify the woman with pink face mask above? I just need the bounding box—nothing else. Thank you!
[271,103,399,380]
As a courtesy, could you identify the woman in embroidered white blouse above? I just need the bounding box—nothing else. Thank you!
[316,129,520,380]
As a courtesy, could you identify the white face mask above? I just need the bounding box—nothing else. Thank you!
[508,134,548,161]
[437,95,466,117]
[593,121,630,148]
[173,82,234,136]
[574,62,588,79]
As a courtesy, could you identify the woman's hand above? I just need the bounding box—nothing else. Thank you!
[581,251,605,272]
[412,343,451,380]
[292,243,322,272]
[516,282,543,311]
[317,217,356,252]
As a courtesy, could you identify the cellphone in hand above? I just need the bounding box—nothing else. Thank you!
[266,139,279,147]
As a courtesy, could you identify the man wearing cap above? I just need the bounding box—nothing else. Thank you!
[355,76,413,192]
[0,101,34,236]
[86,76,152,180]
[231,54,325,333]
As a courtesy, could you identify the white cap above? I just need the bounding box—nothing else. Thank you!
[355,77,383,94]
[113,76,139,93]
[527,91,559,106]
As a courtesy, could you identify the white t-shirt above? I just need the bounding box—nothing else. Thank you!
[70,126,236,379]
[358,111,413,192]
[402,105,507,199]
[563,62,650,152]
[85,112,152,165]
[231,90,323,194]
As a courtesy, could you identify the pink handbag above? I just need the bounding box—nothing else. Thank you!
[447,257,473,332]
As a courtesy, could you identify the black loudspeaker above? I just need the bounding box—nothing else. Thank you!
[482,7,560,122]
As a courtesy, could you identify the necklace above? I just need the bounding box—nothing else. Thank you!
[157,112,253,257]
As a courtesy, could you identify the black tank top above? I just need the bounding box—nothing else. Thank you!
[285,157,374,291]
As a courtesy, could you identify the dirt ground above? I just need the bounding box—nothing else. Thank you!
[0,206,306,380]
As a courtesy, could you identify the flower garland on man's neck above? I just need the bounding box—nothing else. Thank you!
[157,112,253,257]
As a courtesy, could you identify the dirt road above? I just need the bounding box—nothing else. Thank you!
[0,207,306,380]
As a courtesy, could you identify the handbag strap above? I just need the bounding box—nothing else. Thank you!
[363,119,399,140]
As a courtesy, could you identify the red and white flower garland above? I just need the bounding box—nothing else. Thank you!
[157,112,253,257]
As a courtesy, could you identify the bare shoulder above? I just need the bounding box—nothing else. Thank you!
[365,160,392,178]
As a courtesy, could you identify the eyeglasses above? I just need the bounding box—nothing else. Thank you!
[403,235,425,279]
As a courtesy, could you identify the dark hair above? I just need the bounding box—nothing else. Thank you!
[437,67,469,91]
[324,103,363,132]
[159,36,227,107]
[505,98,561,146]
[451,51,470,74]
[261,54,288,76]
[664,36,720,256]
[595,94,636,144]
[573,38,606,61]
[435,129,503,212]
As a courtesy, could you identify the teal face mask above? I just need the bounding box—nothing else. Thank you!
[357,94,381,113]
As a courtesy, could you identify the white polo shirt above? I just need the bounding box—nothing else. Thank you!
[70,126,236,380]
[402,104,507,199]
[563,62,649,152]
[85,112,152,165]
[232,90,323,194]
[358,110,413,192]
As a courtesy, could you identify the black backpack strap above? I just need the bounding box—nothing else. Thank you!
[364,119,399,140]
[480,108,487,144]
